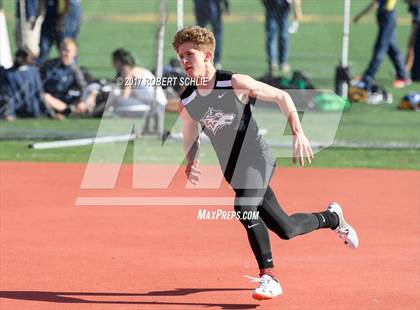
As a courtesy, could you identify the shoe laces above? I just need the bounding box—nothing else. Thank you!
[336,226,349,238]
[244,275,272,291]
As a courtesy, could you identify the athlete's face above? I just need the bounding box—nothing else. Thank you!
[177,42,212,78]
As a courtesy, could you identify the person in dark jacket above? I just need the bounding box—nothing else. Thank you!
[40,37,86,118]
[405,0,420,80]
[1,48,46,120]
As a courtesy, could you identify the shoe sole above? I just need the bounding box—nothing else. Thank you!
[252,292,282,300]
[344,223,358,249]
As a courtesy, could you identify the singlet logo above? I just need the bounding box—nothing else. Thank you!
[200,107,235,135]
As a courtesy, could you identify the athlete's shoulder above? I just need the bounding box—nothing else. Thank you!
[215,70,235,89]
[180,85,196,106]
[231,73,257,90]
[217,69,235,80]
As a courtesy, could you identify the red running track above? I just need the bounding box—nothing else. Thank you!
[0,162,419,310]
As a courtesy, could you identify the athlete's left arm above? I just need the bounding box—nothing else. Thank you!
[231,73,313,166]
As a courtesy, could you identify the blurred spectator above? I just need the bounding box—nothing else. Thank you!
[354,0,411,89]
[262,0,302,76]
[405,0,420,77]
[40,38,86,118]
[1,49,47,121]
[161,58,187,113]
[162,57,186,94]
[163,57,184,75]
[412,16,420,80]
[62,0,81,40]
[15,0,44,58]
[110,48,167,132]
[193,0,229,69]
[38,0,81,64]
[0,66,6,106]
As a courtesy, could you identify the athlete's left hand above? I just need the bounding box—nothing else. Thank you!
[292,133,314,166]
[185,160,202,185]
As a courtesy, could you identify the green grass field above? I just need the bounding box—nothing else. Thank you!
[1,0,419,169]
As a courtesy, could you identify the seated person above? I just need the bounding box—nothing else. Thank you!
[1,49,47,120]
[161,57,188,113]
[110,48,167,122]
[40,37,86,117]
[162,57,187,94]
[163,57,184,75]
[0,66,6,111]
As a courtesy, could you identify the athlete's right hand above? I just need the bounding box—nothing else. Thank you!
[185,160,202,185]
[292,133,314,166]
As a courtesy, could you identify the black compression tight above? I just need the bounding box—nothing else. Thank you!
[234,186,320,269]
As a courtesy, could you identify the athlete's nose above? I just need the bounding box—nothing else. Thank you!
[182,58,189,67]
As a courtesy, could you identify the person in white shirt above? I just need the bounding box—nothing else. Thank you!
[111,48,167,126]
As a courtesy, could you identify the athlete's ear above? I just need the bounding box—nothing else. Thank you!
[204,49,213,63]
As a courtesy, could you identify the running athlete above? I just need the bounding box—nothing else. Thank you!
[172,26,359,300]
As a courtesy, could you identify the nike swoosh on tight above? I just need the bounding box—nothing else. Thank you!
[247,223,259,228]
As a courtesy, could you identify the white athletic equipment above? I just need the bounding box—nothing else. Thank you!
[245,274,283,300]
[328,202,359,249]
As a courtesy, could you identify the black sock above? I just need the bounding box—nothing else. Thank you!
[313,211,339,229]
[329,211,339,229]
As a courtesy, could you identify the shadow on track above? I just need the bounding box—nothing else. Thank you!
[0,289,259,309]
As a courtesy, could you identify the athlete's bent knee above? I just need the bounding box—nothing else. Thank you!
[277,227,298,240]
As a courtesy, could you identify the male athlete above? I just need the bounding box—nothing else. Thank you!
[172,26,359,300]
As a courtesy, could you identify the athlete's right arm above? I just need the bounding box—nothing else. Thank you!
[180,107,202,185]
[353,0,377,23]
